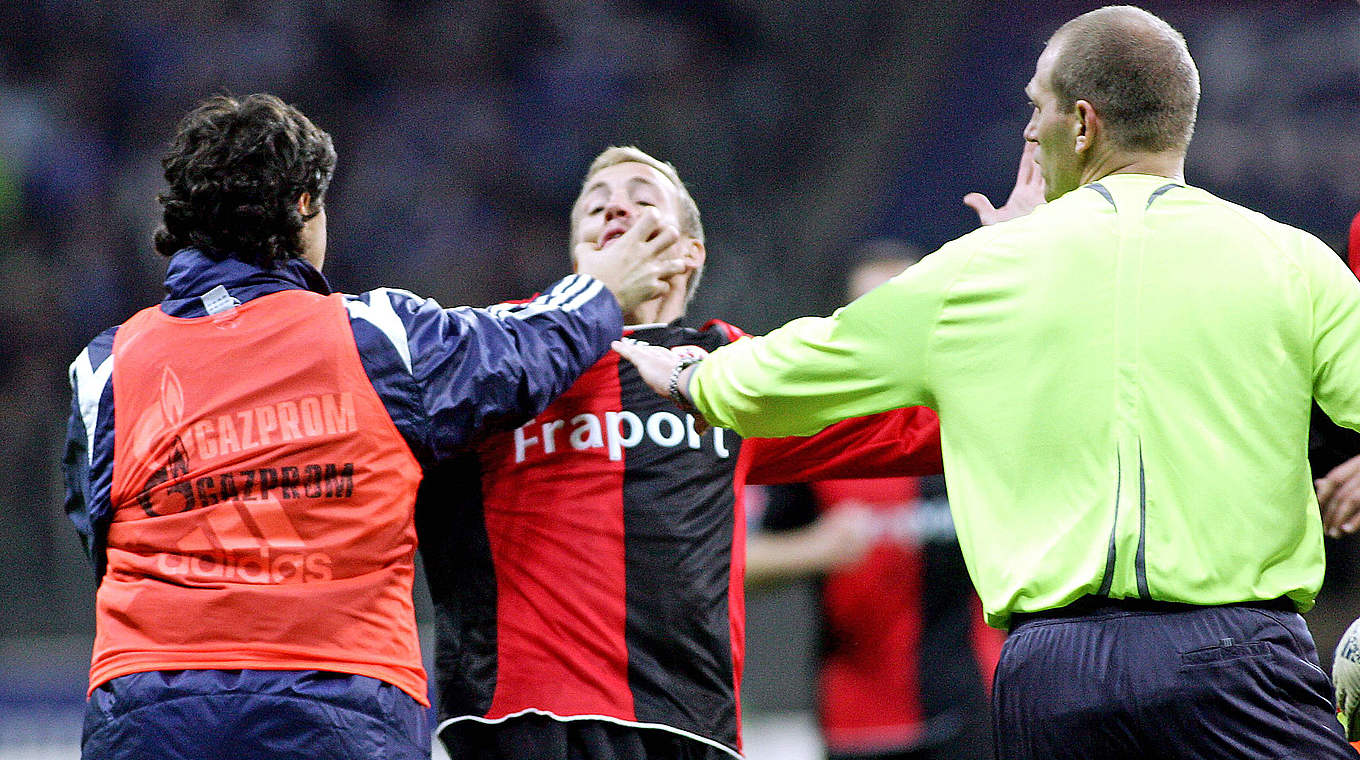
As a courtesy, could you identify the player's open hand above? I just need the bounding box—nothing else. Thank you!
[1316,453,1360,538]
[810,507,877,571]
[576,208,689,312]
[963,141,1046,226]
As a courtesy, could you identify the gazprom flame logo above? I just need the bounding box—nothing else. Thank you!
[131,364,336,583]
[135,367,193,517]
[131,367,185,459]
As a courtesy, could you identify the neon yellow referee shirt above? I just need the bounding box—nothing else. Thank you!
[692,173,1360,628]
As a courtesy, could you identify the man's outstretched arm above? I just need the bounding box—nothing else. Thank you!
[613,241,961,438]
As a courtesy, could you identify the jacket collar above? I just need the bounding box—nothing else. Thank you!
[161,249,332,317]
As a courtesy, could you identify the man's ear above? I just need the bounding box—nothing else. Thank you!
[686,239,707,270]
[297,192,313,216]
[1073,100,1099,154]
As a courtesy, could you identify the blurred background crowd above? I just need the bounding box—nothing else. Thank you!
[5,1,1360,757]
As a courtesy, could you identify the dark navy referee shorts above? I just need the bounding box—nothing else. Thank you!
[993,598,1355,760]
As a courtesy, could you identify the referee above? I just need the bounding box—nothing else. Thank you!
[618,6,1360,759]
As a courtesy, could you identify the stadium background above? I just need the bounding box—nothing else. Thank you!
[4,1,1360,756]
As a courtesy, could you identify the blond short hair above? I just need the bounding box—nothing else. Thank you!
[572,146,706,303]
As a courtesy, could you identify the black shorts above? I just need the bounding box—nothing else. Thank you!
[994,599,1354,760]
[438,713,735,760]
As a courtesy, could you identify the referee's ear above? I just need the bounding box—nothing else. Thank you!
[1073,99,1102,155]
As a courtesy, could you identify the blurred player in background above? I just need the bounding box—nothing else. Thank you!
[1313,208,1360,532]
[619,6,1360,758]
[746,242,1003,760]
[61,94,685,760]
[1320,207,1360,754]
[416,147,948,760]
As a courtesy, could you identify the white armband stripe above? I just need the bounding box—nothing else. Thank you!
[510,275,586,318]
[496,275,606,320]
[543,274,589,306]
[70,348,114,467]
[557,276,604,312]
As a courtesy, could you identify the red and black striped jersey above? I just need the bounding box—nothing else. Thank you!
[417,318,941,758]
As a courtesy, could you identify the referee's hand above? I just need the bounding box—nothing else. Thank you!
[613,339,683,397]
[1335,617,1360,740]
[963,141,1046,226]
[612,339,709,431]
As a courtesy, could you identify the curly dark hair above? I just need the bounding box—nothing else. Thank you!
[154,94,337,268]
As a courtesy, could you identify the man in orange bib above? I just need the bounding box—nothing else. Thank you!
[61,94,687,760]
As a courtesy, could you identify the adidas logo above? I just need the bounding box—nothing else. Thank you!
[156,497,332,584]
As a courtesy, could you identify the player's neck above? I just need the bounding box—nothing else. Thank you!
[624,289,686,326]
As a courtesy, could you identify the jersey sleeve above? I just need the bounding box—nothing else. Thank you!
[63,327,118,579]
[1310,233,1360,431]
[348,274,621,462]
[1310,226,1360,475]
[691,242,970,438]
[742,405,942,485]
